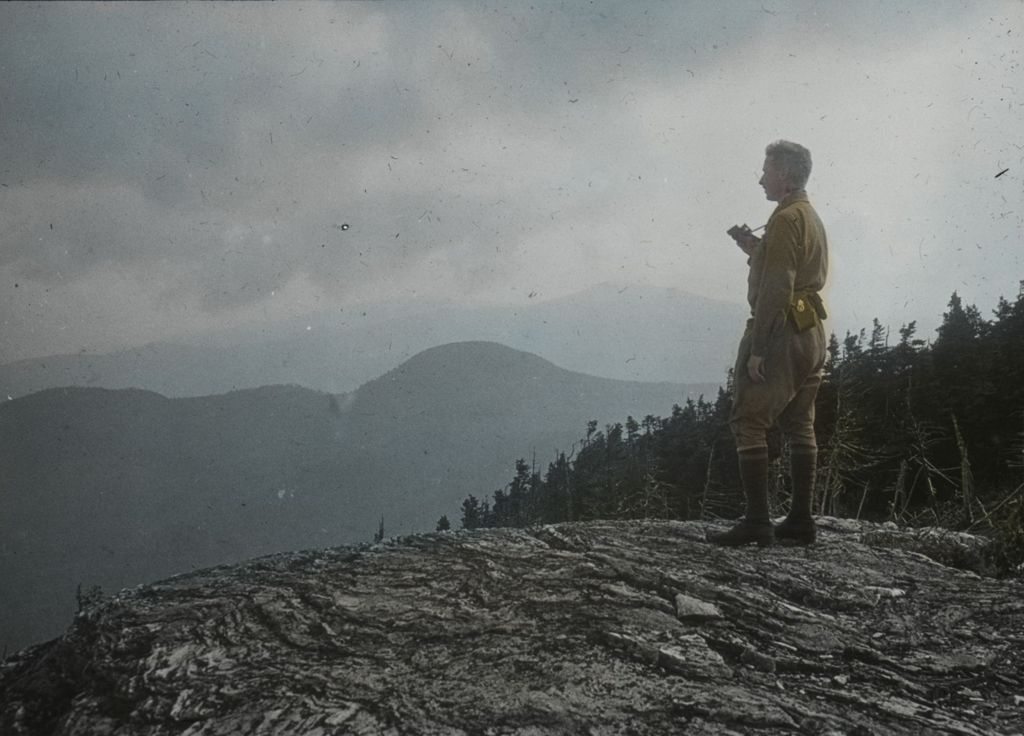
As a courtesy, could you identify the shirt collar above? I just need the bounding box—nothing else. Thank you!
[774,189,808,213]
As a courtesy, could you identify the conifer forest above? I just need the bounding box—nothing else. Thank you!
[458,287,1024,575]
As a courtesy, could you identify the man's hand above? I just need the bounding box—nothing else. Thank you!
[727,225,762,256]
[734,233,761,257]
[747,354,766,383]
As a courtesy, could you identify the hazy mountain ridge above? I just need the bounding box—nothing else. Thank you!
[1,341,717,653]
[1,383,352,655]
[0,285,746,398]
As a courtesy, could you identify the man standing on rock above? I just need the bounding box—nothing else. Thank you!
[709,140,829,547]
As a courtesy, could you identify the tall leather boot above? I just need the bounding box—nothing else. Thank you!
[776,445,817,545]
[708,447,773,547]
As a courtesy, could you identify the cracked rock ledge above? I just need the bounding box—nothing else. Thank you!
[1,518,1022,735]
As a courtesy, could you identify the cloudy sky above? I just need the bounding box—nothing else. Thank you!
[2,1,1021,363]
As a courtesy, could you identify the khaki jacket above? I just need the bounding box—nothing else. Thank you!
[747,190,828,356]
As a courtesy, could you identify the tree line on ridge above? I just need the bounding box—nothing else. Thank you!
[453,286,1024,575]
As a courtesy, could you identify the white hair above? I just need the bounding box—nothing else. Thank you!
[766,140,812,189]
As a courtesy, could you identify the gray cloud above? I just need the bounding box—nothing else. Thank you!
[1,0,1021,360]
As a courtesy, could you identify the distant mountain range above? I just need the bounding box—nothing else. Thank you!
[0,284,747,398]
[1,341,720,654]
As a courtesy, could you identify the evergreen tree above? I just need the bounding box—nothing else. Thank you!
[454,283,1024,573]
[461,495,484,530]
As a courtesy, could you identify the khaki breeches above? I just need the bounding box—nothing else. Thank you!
[729,319,826,452]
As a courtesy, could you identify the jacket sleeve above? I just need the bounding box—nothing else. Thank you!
[750,212,799,355]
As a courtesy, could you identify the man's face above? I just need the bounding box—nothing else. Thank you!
[759,156,788,202]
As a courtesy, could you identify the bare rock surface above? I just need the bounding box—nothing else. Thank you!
[2,518,1022,735]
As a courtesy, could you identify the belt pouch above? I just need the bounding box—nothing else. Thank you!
[789,296,818,332]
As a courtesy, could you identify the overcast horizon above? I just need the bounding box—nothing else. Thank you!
[2,1,1022,365]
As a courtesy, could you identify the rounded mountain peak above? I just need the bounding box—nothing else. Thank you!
[354,342,569,407]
